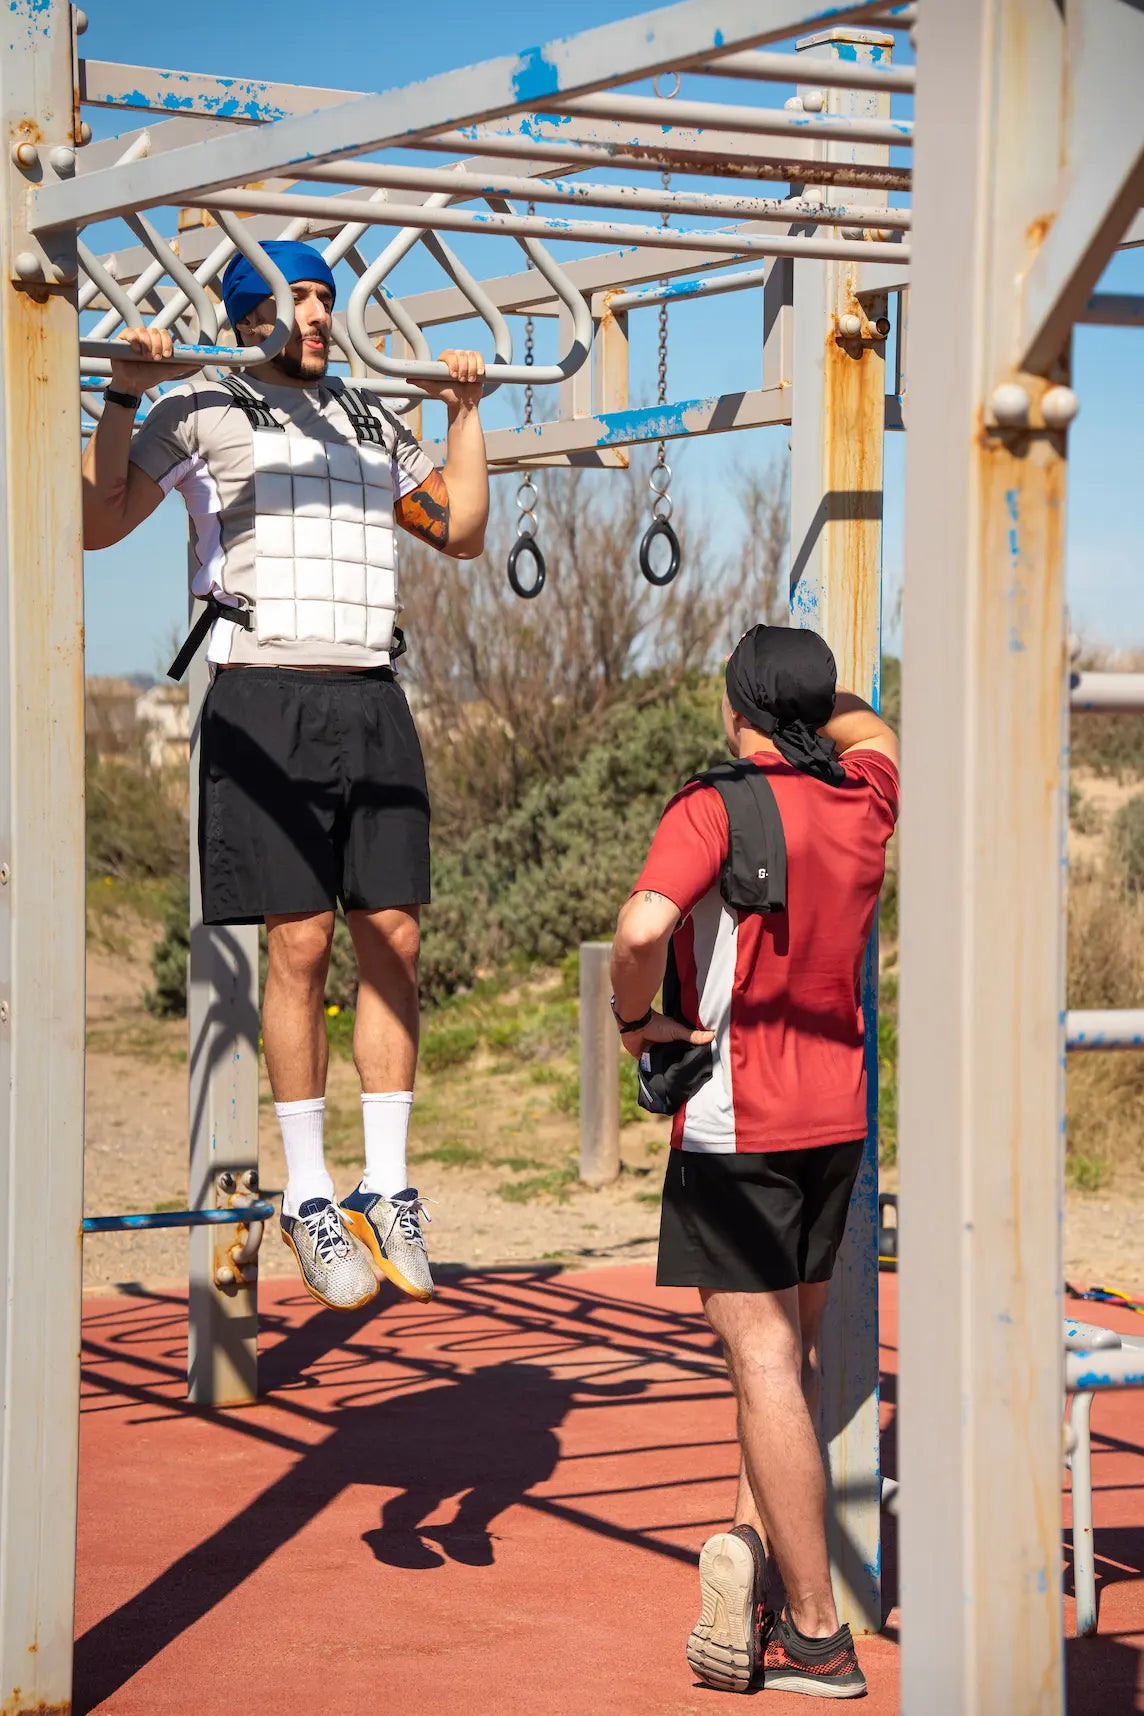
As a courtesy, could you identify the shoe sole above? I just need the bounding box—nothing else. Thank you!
[761,1667,867,1699]
[340,1207,433,1303]
[280,1226,379,1312]
[686,1532,758,1693]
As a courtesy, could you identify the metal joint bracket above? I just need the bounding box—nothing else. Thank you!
[8,134,78,291]
[212,1168,265,1291]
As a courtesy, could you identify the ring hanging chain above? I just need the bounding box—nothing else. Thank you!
[638,101,682,588]
[523,200,535,430]
[507,201,546,598]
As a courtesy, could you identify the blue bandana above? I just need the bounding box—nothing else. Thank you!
[220,239,336,332]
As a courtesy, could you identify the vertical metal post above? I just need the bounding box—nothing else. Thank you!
[186,644,261,1407]
[898,0,1067,1709]
[0,2,84,1705]
[579,941,620,1186]
[787,26,892,1635]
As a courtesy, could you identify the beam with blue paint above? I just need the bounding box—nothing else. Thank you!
[35,0,905,231]
[83,1200,274,1234]
[79,60,362,125]
[1066,1009,1144,1051]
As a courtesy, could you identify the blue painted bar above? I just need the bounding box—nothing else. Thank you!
[83,1200,274,1235]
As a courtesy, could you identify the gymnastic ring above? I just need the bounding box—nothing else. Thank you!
[638,516,681,586]
[507,534,547,599]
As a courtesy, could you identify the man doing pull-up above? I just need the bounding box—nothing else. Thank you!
[82,239,490,1314]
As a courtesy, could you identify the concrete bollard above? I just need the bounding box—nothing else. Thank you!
[579,941,621,1185]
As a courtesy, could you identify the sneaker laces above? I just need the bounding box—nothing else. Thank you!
[393,1193,434,1249]
[302,1201,354,1265]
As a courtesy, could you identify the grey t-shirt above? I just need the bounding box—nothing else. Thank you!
[128,374,435,668]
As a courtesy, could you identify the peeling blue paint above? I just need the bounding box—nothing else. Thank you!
[512,43,560,105]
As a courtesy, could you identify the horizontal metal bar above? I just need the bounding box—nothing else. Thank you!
[694,47,915,91]
[606,264,770,311]
[1064,1320,1122,1353]
[35,0,885,230]
[1069,671,1144,712]
[83,1200,274,1234]
[294,160,909,230]
[79,59,362,123]
[423,122,912,192]
[206,187,909,265]
[1066,1347,1144,1392]
[1078,292,1144,328]
[454,386,794,465]
[548,93,913,148]
[1066,1009,1144,1051]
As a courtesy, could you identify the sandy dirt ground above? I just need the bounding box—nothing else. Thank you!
[82,924,1144,1301]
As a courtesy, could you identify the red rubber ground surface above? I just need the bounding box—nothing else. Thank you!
[75,1267,1143,1714]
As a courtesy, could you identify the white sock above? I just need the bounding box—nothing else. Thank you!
[360,1092,414,1199]
[276,1097,334,1218]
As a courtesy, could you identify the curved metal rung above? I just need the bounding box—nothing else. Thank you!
[78,211,293,370]
[126,210,219,343]
[419,229,512,396]
[345,194,591,387]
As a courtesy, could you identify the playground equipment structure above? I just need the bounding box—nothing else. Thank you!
[1,0,1143,1711]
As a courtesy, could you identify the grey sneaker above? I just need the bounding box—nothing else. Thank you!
[280,1197,378,1311]
[687,1525,767,1693]
[340,1184,434,1302]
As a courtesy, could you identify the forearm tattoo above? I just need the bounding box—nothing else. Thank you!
[397,470,450,547]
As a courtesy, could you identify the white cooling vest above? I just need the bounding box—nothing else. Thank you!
[248,426,399,652]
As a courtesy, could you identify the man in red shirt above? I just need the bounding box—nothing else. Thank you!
[610,625,898,1699]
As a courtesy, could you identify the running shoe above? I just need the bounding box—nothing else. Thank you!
[340,1184,435,1302]
[686,1524,767,1693]
[758,1609,867,1698]
[280,1197,378,1311]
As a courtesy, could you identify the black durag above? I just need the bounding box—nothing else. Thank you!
[725,624,846,786]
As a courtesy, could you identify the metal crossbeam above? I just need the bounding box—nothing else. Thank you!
[35,0,887,231]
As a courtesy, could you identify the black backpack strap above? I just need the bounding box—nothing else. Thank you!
[690,760,787,914]
[217,373,284,431]
[329,379,389,447]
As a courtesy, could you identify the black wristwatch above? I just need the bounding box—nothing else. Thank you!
[104,388,142,411]
[610,996,653,1035]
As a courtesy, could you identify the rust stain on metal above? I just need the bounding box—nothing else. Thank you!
[820,304,883,698]
[1,1698,70,1715]
[11,119,45,145]
[1026,213,1055,249]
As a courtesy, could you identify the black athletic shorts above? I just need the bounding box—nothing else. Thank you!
[198,666,431,925]
[656,1141,865,1293]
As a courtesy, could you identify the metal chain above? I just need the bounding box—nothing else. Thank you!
[652,166,672,520]
[523,199,535,429]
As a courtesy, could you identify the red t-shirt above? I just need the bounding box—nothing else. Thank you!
[634,748,899,1153]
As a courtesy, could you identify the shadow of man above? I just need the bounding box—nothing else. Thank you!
[361,1361,576,1569]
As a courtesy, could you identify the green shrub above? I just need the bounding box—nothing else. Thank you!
[420,1024,480,1074]
[619,1055,644,1126]
[86,750,187,882]
[1070,712,1144,778]
[145,878,190,1018]
[1111,792,1144,893]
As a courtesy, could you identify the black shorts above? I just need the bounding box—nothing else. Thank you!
[656,1142,865,1294]
[199,666,431,926]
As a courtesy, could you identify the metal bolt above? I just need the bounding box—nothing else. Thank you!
[0,1003,9,1025]
[10,142,37,169]
[783,95,804,112]
[801,89,826,113]
[74,7,89,31]
[874,316,892,338]
[77,121,93,146]
[215,1266,236,1288]
[1041,385,1079,430]
[51,256,77,285]
[990,383,1031,428]
[48,146,76,178]
[242,1168,259,1192]
[840,227,865,241]
[13,252,43,281]
[871,228,896,243]
[217,1170,236,1194]
[839,312,863,340]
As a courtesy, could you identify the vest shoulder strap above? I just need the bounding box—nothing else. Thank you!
[217,372,285,431]
[328,379,390,447]
[689,760,787,914]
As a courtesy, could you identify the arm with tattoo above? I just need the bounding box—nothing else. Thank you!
[396,468,450,548]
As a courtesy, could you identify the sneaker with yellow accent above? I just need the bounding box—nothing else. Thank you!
[280,1197,378,1312]
[759,1609,867,1698]
[339,1184,434,1302]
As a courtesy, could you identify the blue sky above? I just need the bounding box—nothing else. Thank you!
[81,0,1144,676]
